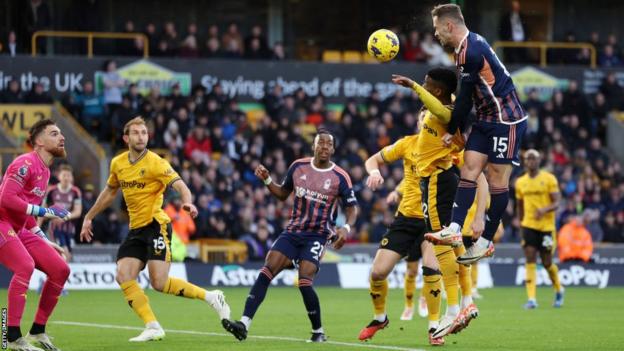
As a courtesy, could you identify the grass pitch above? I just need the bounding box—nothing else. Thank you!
[1,287,621,350]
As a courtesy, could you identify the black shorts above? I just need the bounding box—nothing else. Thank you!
[420,167,459,232]
[117,219,173,263]
[379,213,427,261]
[521,227,554,252]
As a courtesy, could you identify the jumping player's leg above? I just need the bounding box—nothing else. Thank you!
[19,229,70,339]
[420,241,444,346]
[370,249,402,320]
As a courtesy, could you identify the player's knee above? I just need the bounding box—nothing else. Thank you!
[51,262,70,283]
[486,172,509,188]
[17,258,36,279]
[116,269,135,286]
[150,276,168,292]
[370,267,390,281]
[406,265,419,277]
[422,265,441,277]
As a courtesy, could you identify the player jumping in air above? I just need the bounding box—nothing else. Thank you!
[392,69,487,339]
[426,4,527,264]
[222,130,358,343]
[80,117,230,342]
[515,149,564,309]
[0,119,71,351]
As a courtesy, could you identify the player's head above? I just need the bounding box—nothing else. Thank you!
[58,164,74,186]
[28,119,66,158]
[313,129,335,163]
[424,67,457,100]
[523,149,540,172]
[123,116,148,153]
[431,3,466,49]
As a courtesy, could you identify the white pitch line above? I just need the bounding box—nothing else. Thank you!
[54,320,426,351]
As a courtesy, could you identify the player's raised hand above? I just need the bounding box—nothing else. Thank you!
[80,218,94,242]
[182,203,198,218]
[386,190,400,205]
[534,207,546,220]
[366,170,384,190]
[333,227,348,250]
[254,164,270,181]
[391,74,416,88]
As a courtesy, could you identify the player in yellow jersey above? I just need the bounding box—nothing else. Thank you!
[360,133,445,346]
[392,69,487,339]
[515,149,563,309]
[385,183,429,320]
[80,117,230,342]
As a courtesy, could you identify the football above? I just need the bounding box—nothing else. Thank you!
[367,29,400,62]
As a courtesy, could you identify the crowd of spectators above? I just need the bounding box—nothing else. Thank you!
[23,65,616,256]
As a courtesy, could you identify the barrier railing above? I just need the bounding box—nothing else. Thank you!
[32,30,149,58]
[492,41,596,68]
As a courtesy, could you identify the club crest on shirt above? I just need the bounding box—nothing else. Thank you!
[295,187,306,198]
[140,169,146,177]
[7,229,16,237]
[323,179,331,190]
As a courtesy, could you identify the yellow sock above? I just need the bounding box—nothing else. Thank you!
[369,278,388,317]
[436,246,459,309]
[163,277,207,300]
[120,280,157,324]
[423,269,442,322]
[404,274,417,308]
[454,245,472,296]
[526,263,537,300]
[546,264,562,292]
[471,262,478,287]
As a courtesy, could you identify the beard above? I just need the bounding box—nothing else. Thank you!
[49,146,67,158]
[131,144,146,154]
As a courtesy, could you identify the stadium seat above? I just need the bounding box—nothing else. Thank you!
[322,50,342,63]
[195,238,248,264]
[362,51,380,64]
[342,50,363,63]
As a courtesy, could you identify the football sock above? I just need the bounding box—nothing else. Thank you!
[437,247,459,316]
[242,266,273,320]
[298,277,322,330]
[404,273,417,308]
[369,278,388,321]
[482,187,509,241]
[455,245,472,298]
[422,266,442,323]
[120,280,157,324]
[163,277,207,300]
[546,264,562,292]
[450,179,478,230]
[471,263,478,287]
[525,263,537,301]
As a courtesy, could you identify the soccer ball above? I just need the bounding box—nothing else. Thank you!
[367,29,400,62]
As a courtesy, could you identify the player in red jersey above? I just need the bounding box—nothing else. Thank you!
[0,119,72,351]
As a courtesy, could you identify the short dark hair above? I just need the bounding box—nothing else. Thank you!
[28,119,56,147]
[427,67,458,97]
[431,4,465,24]
[315,128,335,146]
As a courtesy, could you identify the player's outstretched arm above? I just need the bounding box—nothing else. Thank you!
[0,177,70,221]
[364,152,386,190]
[471,172,488,239]
[80,185,118,242]
[334,205,358,250]
[171,179,198,218]
[391,74,452,122]
[255,164,291,201]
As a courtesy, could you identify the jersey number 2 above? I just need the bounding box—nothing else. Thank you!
[310,241,324,261]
